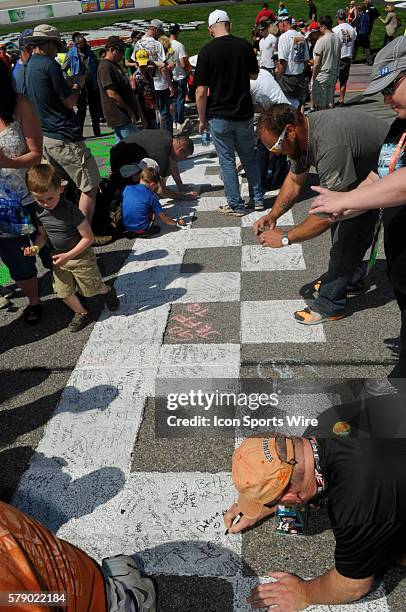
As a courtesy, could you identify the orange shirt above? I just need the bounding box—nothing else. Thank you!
[0,502,107,612]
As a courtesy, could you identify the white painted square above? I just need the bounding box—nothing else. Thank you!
[241,209,294,227]
[92,304,170,344]
[241,244,306,271]
[241,300,326,343]
[157,343,240,378]
[170,272,241,303]
[55,472,241,575]
[187,227,241,248]
[77,341,161,371]
[196,196,226,212]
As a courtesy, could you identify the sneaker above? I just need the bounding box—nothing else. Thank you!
[294,307,345,325]
[93,235,113,247]
[0,295,10,309]
[254,201,265,211]
[313,279,368,297]
[218,204,246,217]
[362,378,398,397]
[23,304,42,325]
[103,286,119,311]
[68,312,92,333]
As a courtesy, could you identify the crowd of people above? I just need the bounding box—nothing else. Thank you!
[1,2,406,610]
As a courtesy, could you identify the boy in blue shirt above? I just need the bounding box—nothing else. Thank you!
[122,167,186,237]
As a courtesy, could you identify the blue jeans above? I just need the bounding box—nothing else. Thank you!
[173,78,188,124]
[114,123,138,142]
[156,89,173,133]
[209,117,263,208]
[308,210,378,316]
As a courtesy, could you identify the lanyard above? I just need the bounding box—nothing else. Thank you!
[310,437,325,496]
[368,131,406,271]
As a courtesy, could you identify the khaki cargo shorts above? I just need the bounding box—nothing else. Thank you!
[43,136,101,193]
[53,248,104,298]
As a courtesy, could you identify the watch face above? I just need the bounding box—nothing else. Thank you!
[281,236,289,246]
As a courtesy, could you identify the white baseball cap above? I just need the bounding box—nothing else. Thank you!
[120,157,160,178]
[208,10,231,28]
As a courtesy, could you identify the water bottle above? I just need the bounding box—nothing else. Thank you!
[201,130,211,146]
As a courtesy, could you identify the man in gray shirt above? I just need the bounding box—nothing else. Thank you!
[253,104,389,324]
[312,15,342,109]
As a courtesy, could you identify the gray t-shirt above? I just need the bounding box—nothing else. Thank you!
[36,196,85,253]
[290,109,389,190]
[313,32,342,82]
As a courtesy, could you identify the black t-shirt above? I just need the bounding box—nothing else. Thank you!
[15,55,82,142]
[378,118,406,294]
[97,59,136,128]
[308,2,317,20]
[110,130,173,177]
[194,35,258,121]
[317,437,406,579]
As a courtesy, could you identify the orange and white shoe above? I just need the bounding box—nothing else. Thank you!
[294,307,345,325]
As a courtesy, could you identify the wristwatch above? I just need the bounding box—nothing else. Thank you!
[281,231,291,247]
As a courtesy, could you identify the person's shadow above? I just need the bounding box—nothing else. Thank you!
[12,451,125,533]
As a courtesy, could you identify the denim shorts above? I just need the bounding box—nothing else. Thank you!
[0,234,37,281]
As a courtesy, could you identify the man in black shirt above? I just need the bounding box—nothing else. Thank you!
[225,432,406,609]
[307,0,318,21]
[194,10,264,215]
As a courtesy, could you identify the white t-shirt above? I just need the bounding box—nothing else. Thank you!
[259,33,278,69]
[132,35,168,91]
[332,23,357,59]
[277,29,309,75]
[170,39,188,81]
[250,68,290,107]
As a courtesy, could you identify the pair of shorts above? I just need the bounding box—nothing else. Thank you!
[312,78,336,108]
[43,137,101,194]
[52,248,104,299]
[0,235,37,281]
[338,58,352,87]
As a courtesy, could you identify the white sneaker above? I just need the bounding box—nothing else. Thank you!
[218,204,246,217]
[362,378,398,397]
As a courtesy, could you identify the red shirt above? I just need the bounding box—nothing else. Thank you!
[255,8,276,24]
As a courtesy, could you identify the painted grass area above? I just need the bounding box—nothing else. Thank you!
[0,1,404,56]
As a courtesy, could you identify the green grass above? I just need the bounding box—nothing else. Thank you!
[1,1,403,58]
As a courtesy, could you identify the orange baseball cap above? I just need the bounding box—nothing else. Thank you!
[232,436,296,520]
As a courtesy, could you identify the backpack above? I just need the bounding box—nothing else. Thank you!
[396,14,401,28]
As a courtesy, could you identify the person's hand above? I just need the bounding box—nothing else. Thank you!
[52,253,69,267]
[199,120,208,134]
[224,504,260,534]
[258,227,284,248]
[182,191,198,200]
[224,503,276,534]
[22,245,39,257]
[176,218,187,229]
[169,84,175,97]
[252,212,277,236]
[309,186,349,217]
[247,572,309,611]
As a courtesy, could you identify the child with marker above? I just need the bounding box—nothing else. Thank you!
[122,167,186,237]
[24,164,119,333]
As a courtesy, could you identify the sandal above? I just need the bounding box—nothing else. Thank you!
[23,304,42,325]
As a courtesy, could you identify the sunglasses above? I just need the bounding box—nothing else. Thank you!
[382,73,406,96]
[267,125,288,153]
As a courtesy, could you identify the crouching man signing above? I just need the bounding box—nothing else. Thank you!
[225,435,406,610]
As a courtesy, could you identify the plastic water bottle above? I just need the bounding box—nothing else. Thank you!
[201,130,211,146]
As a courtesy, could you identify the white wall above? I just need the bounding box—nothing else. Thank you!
[0,1,82,25]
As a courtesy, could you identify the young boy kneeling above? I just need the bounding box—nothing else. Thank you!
[122,167,186,237]
[25,164,119,333]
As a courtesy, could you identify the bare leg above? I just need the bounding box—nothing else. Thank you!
[339,84,346,104]
[17,277,40,305]
[63,294,88,314]
[78,186,98,222]
[100,283,110,295]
